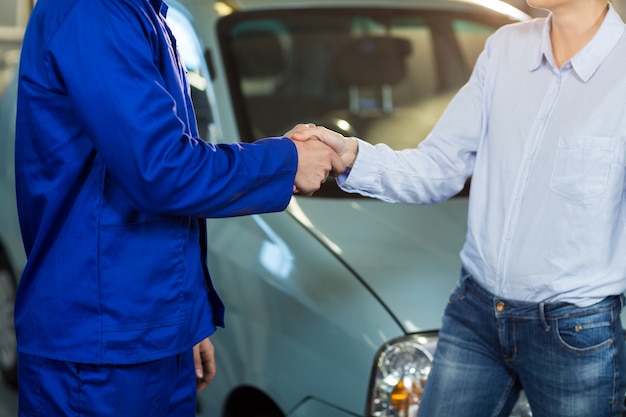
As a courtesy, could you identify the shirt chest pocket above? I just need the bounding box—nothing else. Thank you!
[549,135,615,201]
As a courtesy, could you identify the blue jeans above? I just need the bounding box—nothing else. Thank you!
[418,274,626,417]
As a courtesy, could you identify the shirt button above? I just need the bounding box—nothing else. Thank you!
[496,301,506,312]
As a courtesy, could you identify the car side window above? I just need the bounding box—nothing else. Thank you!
[166,6,217,141]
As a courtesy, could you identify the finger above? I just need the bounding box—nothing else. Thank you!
[200,339,215,379]
[204,350,216,382]
[330,150,346,176]
[289,125,326,141]
[290,126,323,139]
[290,132,320,142]
[196,339,216,392]
[197,377,208,391]
[317,129,346,152]
[193,344,203,380]
[196,377,209,392]
[294,127,345,153]
[284,123,317,138]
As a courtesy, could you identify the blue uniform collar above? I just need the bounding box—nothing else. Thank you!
[150,0,168,17]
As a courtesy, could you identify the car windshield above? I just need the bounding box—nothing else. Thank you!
[217,8,515,197]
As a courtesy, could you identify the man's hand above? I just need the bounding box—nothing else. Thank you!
[193,337,216,392]
[283,123,317,138]
[291,139,344,195]
[288,125,358,174]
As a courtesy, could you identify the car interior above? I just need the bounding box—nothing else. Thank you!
[216,9,497,197]
[219,10,495,145]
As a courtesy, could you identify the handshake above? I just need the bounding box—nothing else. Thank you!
[284,123,359,195]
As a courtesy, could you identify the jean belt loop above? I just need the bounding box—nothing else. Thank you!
[539,301,550,332]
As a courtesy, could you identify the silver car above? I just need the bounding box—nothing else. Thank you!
[0,0,538,415]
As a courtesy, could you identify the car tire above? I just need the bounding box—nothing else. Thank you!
[222,388,284,417]
[0,253,18,389]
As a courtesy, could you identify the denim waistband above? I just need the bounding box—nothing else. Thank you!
[460,274,624,320]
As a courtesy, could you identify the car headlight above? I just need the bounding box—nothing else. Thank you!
[366,333,437,417]
[366,333,533,417]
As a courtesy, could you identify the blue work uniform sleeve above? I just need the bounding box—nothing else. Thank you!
[42,0,296,218]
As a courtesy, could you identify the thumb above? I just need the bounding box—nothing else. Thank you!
[330,149,347,176]
[291,132,316,142]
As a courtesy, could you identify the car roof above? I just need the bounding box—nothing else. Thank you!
[220,0,530,21]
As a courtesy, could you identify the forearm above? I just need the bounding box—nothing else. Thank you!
[338,139,469,204]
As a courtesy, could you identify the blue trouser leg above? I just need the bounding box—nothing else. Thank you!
[18,349,197,417]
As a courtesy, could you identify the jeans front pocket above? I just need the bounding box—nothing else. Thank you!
[554,308,615,354]
[549,135,615,201]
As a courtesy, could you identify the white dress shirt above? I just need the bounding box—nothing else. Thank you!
[339,5,626,307]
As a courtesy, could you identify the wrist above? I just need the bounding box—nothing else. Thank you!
[346,137,359,168]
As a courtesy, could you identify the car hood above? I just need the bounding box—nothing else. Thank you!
[288,195,469,334]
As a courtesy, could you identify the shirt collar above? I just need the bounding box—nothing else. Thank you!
[529,3,625,82]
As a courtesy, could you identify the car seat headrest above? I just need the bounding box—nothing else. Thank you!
[333,36,412,87]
